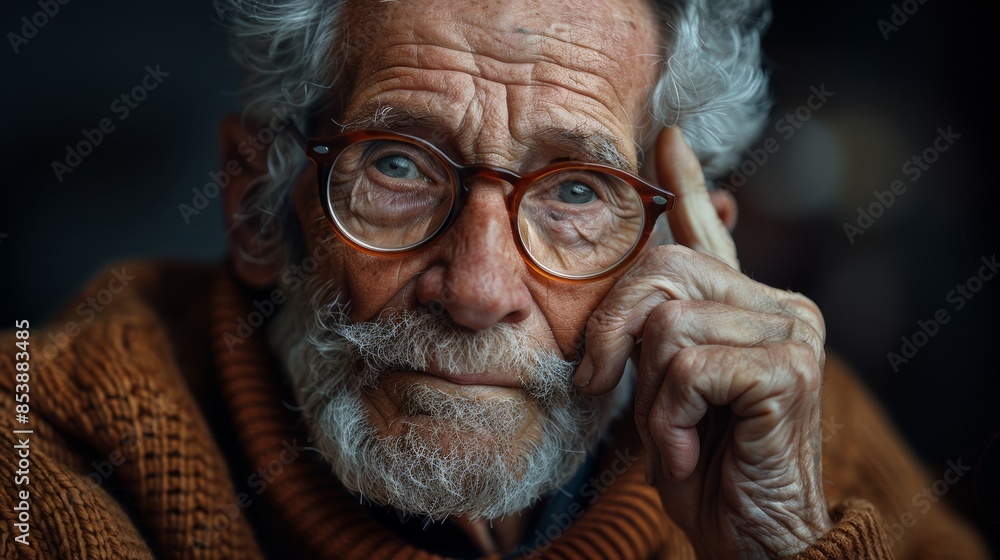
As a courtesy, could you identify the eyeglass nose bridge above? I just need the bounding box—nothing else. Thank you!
[452,164,526,207]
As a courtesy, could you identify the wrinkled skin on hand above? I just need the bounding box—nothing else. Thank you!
[575,127,833,558]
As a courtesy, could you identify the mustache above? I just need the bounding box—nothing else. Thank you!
[310,303,577,403]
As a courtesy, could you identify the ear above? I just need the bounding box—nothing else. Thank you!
[708,188,738,231]
[219,113,284,288]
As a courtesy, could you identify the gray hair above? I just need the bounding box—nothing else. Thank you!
[220,0,770,258]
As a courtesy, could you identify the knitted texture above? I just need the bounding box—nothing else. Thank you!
[0,262,989,559]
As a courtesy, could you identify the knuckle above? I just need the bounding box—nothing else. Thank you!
[786,291,827,337]
[586,305,622,337]
[787,315,823,357]
[647,299,687,335]
[780,312,799,340]
[651,243,687,259]
[669,345,704,383]
[627,246,693,300]
[784,339,816,363]
[648,243,692,269]
[781,341,823,393]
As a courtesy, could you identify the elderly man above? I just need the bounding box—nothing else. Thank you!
[0,0,989,558]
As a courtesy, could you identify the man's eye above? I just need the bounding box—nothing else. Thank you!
[557,181,598,204]
[374,155,423,180]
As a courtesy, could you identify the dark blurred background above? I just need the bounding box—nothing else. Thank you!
[1,0,996,553]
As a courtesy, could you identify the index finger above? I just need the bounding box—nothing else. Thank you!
[572,246,824,394]
[655,126,739,269]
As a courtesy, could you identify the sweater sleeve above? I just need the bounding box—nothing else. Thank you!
[0,265,265,560]
[791,499,894,559]
[795,356,990,559]
[0,423,158,560]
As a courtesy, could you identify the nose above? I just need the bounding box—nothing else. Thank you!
[414,183,532,330]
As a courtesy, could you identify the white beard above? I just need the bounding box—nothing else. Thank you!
[268,283,632,521]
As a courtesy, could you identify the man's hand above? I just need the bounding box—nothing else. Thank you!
[574,127,833,558]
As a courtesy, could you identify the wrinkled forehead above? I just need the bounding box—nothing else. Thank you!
[343,0,659,57]
[337,0,662,145]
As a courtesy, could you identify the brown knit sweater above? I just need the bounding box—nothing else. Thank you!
[0,262,989,559]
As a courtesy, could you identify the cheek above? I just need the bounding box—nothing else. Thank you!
[294,180,418,322]
[530,278,616,358]
[342,255,415,322]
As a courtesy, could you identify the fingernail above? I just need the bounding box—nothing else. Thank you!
[573,355,593,388]
[662,461,674,482]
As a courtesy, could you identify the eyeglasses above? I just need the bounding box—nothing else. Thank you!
[291,126,675,281]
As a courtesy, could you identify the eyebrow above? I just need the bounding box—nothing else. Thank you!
[340,105,636,173]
